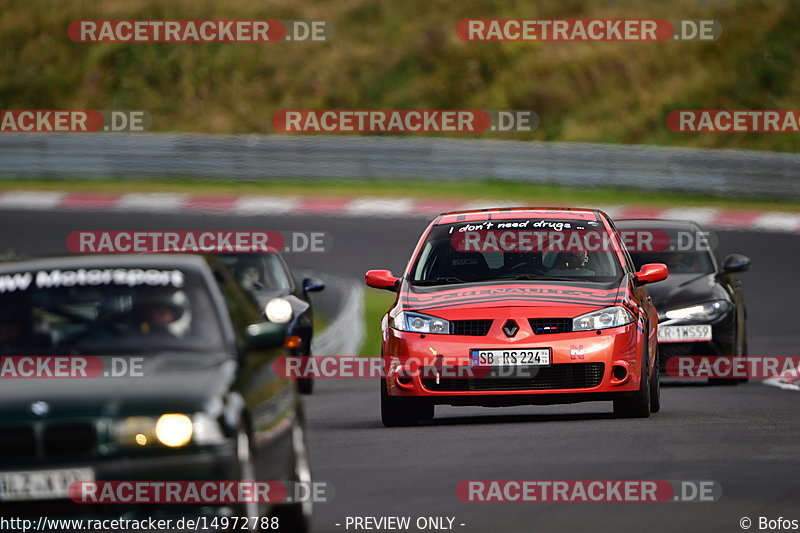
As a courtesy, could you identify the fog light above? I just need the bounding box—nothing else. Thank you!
[612,365,628,381]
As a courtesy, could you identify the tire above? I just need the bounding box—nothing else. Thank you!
[739,343,749,383]
[614,354,651,419]
[650,348,661,413]
[380,379,433,427]
[296,340,314,395]
[270,422,312,533]
[297,376,314,395]
[234,427,261,529]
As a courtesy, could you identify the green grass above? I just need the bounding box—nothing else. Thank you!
[359,289,395,357]
[3,176,800,212]
[2,0,800,152]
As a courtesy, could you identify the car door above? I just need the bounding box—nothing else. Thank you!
[207,258,299,482]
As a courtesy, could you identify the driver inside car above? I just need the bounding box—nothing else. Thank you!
[131,289,191,338]
[547,250,595,276]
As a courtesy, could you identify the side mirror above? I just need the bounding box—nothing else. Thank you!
[244,321,287,351]
[365,269,400,292]
[302,277,325,293]
[722,254,751,274]
[634,263,668,286]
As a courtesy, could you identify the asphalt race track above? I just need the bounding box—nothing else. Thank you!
[1,208,798,533]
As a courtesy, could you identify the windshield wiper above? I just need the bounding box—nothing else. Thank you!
[413,277,468,286]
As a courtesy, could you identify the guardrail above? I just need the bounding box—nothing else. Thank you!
[2,133,799,199]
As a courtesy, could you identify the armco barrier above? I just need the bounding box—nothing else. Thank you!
[1,133,799,199]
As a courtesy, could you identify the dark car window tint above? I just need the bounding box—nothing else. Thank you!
[220,254,292,292]
[0,268,225,355]
[211,264,263,337]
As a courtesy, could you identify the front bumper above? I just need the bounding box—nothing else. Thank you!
[656,313,737,375]
[383,323,645,402]
[0,445,240,519]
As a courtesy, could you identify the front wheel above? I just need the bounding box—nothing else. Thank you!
[380,379,433,427]
[296,340,314,395]
[649,348,661,413]
[270,422,312,533]
[614,356,651,419]
[233,427,260,530]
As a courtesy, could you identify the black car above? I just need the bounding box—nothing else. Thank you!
[218,252,324,395]
[616,219,751,383]
[0,255,312,530]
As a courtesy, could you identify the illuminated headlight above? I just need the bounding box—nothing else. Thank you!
[114,413,225,448]
[392,311,450,334]
[265,298,293,323]
[155,414,193,447]
[573,306,634,332]
[664,300,731,321]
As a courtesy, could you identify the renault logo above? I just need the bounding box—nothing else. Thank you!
[502,319,519,338]
[30,401,50,416]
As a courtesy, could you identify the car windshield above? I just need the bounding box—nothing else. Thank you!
[410,220,624,284]
[0,267,226,355]
[219,253,292,292]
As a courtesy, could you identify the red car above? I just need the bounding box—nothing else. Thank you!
[366,208,668,426]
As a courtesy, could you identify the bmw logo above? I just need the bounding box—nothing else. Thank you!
[30,401,50,416]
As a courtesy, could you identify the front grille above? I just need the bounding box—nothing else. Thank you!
[422,362,604,392]
[0,422,97,462]
[0,426,36,459]
[42,423,96,458]
[529,318,572,335]
[451,320,492,336]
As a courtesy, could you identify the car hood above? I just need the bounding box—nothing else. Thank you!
[0,352,237,419]
[646,273,723,312]
[401,280,624,313]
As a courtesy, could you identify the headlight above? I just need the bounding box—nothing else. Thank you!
[392,311,450,334]
[155,414,193,447]
[664,300,731,321]
[265,298,293,323]
[114,413,224,448]
[573,306,634,331]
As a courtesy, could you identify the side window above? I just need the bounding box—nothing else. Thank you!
[212,265,262,337]
[274,255,295,291]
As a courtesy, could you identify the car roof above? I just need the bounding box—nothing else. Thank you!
[615,218,703,232]
[434,207,604,225]
[0,254,209,274]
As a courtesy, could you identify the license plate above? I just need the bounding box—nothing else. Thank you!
[0,467,94,501]
[658,325,712,343]
[471,348,551,367]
